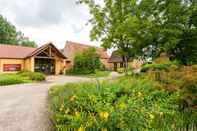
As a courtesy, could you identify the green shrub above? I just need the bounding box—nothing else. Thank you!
[0,71,45,86]
[0,75,25,86]
[17,71,45,81]
[178,66,197,109]
[72,47,101,74]
[49,77,194,130]
[117,67,124,73]
[141,63,169,72]
[29,72,46,81]
[144,65,197,126]
[17,71,32,77]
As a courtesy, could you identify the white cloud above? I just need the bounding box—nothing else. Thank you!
[0,0,101,49]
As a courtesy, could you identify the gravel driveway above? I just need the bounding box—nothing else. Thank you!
[0,76,91,131]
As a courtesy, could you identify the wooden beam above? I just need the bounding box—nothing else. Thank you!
[35,56,55,59]
[43,50,50,57]
[49,46,52,57]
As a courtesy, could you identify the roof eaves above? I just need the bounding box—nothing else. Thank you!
[25,42,67,59]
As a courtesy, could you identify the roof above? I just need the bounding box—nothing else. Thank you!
[0,43,66,59]
[108,50,123,63]
[0,44,36,59]
[108,50,132,63]
[27,42,66,59]
[63,41,109,60]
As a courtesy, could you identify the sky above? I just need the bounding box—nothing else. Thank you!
[0,0,102,49]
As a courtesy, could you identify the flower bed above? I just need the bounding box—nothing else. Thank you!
[49,76,196,130]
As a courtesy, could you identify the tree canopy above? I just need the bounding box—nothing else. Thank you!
[72,47,101,74]
[0,15,18,44]
[80,0,197,65]
[0,15,37,47]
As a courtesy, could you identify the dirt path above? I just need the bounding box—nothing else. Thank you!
[0,76,91,131]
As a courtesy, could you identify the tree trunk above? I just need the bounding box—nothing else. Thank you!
[125,57,128,75]
[122,56,128,75]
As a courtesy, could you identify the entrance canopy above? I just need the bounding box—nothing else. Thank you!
[30,43,66,75]
[28,43,67,74]
[27,42,66,59]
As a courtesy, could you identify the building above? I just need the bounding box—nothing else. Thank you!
[63,41,112,69]
[108,50,144,71]
[108,50,129,71]
[0,43,68,75]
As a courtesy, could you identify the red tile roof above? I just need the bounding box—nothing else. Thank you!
[64,41,109,59]
[0,43,66,59]
[0,44,36,59]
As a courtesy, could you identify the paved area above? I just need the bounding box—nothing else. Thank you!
[0,76,91,131]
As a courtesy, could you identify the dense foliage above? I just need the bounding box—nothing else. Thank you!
[17,71,46,81]
[49,76,196,130]
[68,47,101,74]
[0,74,26,86]
[80,0,197,65]
[141,63,169,72]
[145,65,197,108]
[0,71,45,86]
[0,15,37,47]
[0,15,18,44]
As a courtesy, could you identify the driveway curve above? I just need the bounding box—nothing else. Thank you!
[0,76,91,131]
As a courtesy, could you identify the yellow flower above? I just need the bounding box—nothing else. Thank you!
[160,112,164,116]
[75,111,80,117]
[69,95,76,102]
[101,128,108,131]
[59,104,64,111]
[78,127,85,131]
[149,114,155,120]
[64,108,69,114]
[99,112,109,120]
[137,92,143,97]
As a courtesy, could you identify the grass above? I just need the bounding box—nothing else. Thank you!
[85,70,111,78]
[0,71,46,86]
[66,70,111,78]
[48,75,196,130]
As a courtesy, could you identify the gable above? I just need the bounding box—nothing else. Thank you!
[28,43,66,59]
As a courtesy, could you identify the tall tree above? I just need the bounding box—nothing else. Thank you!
[79,0,154,72]
[80,0,196,65]
[0,15,37,47]
[171,1,197,64]
[0,15,18,44]
[152,0,193,53]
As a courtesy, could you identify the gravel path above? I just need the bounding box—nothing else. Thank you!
[0,76,91,131]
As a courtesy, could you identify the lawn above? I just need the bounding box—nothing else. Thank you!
[84,70,111,78]
[66,70,111,78]
[0,71,45,86]
[49,73,197,130]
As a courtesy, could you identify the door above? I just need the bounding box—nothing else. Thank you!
[34,58,55,75]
